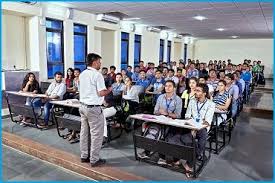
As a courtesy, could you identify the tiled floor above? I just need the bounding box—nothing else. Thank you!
[2,145,91,181]
[2,85,273,181]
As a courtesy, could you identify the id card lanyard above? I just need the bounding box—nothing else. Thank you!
[196,99,207,122]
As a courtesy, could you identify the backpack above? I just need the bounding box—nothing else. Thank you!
[143,124,162,140]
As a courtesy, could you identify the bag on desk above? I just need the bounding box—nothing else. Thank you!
[143,124,162,140]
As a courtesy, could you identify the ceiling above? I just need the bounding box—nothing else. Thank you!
[51,1,273,39]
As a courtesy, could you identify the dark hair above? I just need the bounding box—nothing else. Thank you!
[127,65,132,69]
[126,76,133,82]
[54,71,63,77]
[168,69,175,73]
[209,69,216,73]
[116,73,122,77]
[21,72,39,92]
[139,61,144,63]
[74,68,81,73]
[218,80,227,86]
[225,73,234,80]
[177,68,182,72]
[165,80,176,88]
[86,53,102,66]
[110,65,116,70]
[140,70,146,73]
[155,70,162,74]
[197,83,210,98]
[66,68,74,79]
[102,67,108,70]
[199,76,207,81]
[134,65,140,69]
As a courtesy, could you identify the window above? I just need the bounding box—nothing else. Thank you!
[184,43,188,63]
[134,34,141,67]
[159,39,164,63]
[167,40,171,64]
[46,18,64,79]
[74,23,87,72]
[121,32,129,70]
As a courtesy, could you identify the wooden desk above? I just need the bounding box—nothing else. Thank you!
[50,99,122,143]
[129,114,210,178]
[5,91,47,129]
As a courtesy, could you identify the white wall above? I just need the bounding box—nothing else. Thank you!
[141,31,160,65]
[101,31,116,68]
[174,41,182,62]
[94,30,102,55]
[2,14,27,70]
[193,39,273,78]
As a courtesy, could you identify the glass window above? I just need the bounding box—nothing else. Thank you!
[184,43,188,63]
[159,39,164,63]
[167,40,171,64]
[46,18,64,79]
[134,34,141,67]
[121,32,129,70]
[74,24,87,71]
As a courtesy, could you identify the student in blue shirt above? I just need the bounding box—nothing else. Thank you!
[126,65,133,78]
[131,66,140,82]
[241,63,252,83]
[136,70,150,90]
[145,70,165,103]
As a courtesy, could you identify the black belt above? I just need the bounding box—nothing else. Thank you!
[80,102,101,108]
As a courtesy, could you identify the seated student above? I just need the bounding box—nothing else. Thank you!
[225,73,239,119]
[121,69,128,83]
[123,77,142,113]
[132,66,140,82]
[241,63,252,94]
[111,73,126,105]
[181,77,198,118]
[65,68,74,90]
[102,67,114,86]
[199,76,214,98]
[186,62,199,78]
[38,72,66,129]
[165,69,179,86]
[108,65,116,82]
[64,68,75,99]
[136,70,150,91]
[145,70,165,101]
[207,69,219,91]
[20,72,41,124]
[218,70,226,80]
[182,83,215,177]
[162,67,169,79]
[235,70,245,94]
[65,68,81,100]
[138,80,182,159]
[176,68,186,96]
[213,80,232,125]
[126,65,133,78]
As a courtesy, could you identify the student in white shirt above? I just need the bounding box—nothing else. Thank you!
[38,72,66,128]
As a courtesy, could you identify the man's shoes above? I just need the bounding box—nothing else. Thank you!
[81,157,90,163]
[91,159,106,167]
[138,151,150,159]
[157,158,167,165]
[37,123,48,129]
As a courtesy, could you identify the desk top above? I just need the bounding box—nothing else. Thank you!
[130,114,207,130]
[50,99,80,108]
[6,91,47,98]
[214,109,228,114]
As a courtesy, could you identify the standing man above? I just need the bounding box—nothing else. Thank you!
[79,53,112,167]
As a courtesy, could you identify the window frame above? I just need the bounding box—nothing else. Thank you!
[73,23,88,71]
[167,40,171,64]
[121,32,129,70]
[159,39,164,63]
[134,34,141,67]
[46,17,64,79]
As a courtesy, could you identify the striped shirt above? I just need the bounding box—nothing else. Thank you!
[207,79,219,91]
[213,91,230,106]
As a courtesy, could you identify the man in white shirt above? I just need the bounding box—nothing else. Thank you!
[79,53,112,167]
[38,72,66,129]
[165,69,179,86]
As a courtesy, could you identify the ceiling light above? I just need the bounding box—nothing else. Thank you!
[216,28,225,31]
[123,17,140,21]
[193,15,207,21]
[231,36,239,39]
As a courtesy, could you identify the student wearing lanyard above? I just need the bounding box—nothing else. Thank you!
[111,73,125,105]
[145,70,165,103]
[136,70,150,90]
[182,83,215,177]
[138,80,182,160]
